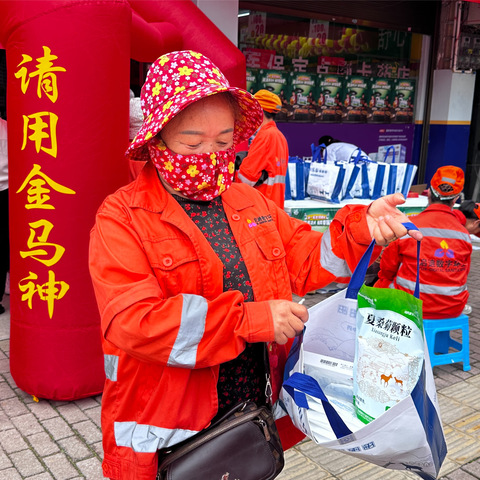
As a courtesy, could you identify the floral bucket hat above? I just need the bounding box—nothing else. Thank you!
[126,50,263,161]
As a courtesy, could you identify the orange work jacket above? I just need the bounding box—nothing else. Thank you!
[375,203,472,319]
[89,161,377,480]
[236,120,289,209]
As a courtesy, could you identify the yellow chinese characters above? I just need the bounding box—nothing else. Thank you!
[16,163,75,317]
[15,46,66,103]
[16,46,66,158]
[16,164,76,209]
[19,271,69,320]
[19,220,65,267]
[22,112,59,158]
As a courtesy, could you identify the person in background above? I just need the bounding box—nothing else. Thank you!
[452,199,480,315]
[89,50,421,480]
[317,135,370,163]
[129,88,143,142]
[0,115,8,315]
[375,165,471,319]
[454,199,480,236]
[128,89,145,181]
[235,89,289,208]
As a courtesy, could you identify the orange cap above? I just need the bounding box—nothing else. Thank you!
[474,203,480,220]
[430,165,464,199]
[254,89,282,113]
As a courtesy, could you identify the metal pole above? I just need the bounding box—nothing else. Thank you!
[417,1,443,184]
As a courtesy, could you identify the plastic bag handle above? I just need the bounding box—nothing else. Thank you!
[350,148,374,165]
[282,372,353,439]
[346,221,420,299]
[383,145,396,163]
[311,143,327,163]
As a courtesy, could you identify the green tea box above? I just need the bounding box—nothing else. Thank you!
[316,74,344,123]
[344,75,369,123]
[258,69,292,122]
[392,78,416,123]
[290,72,317,122]
[368,77,394,123]
[246,68,259,95]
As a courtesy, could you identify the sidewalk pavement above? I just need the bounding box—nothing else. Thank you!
[1,252,480,480]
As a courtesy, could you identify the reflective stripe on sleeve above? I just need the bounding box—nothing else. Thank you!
[167,294,207,368]
[397,276,468,295]
[420,228,471,242]
[320,228,352,278]
[237,172,256,187]
[237,172,285,187]
[264,174,286,186]
[114,421,199,452]
[104,354,118,382]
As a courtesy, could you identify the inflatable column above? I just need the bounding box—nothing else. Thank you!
[0,0,131,400]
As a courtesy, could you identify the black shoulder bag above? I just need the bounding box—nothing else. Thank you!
[157,345,285,480]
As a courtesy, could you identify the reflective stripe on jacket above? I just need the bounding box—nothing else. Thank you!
[236,121,289,209]
[89,161,377,480]
[375,203,471,319]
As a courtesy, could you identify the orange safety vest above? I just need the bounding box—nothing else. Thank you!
[236,121,289,209]
[375,203,472,319]
[89,161,377,480]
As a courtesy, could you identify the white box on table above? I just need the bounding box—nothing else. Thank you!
[377,144,406,163]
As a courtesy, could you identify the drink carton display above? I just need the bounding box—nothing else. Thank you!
[290,72,317,122]
[344,75,369,123]
[246,68,259,95]
[368,77,394,123]
[316,74,344,123]
[258,69,292,122]
[392,78,416,124]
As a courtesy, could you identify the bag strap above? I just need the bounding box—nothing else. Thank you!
[350,148,374,166]
[346,221,420,299]
[350,147,363,164]
[311,142,327,163]
[282,372,353,438]
[383,145,396,163]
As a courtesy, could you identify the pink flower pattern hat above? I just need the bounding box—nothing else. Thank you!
[126,50,263,161]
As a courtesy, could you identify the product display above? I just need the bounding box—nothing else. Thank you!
[368,78,394,123]
[392,79,416,123]
[258,69,291,122]
[344,75,369,123]
[316,74,345,123]
[290,72,317,122]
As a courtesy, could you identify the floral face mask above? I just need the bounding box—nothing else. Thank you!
[148,139,236,201]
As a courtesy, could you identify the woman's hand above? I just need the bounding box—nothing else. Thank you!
[268,300,308,345]
[366,193,423,246]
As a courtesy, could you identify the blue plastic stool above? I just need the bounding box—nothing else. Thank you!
[423,315,471,371]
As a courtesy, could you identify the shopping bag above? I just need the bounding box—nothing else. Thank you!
[285,165,292,201]
[343,149,371,200]
[368,162,387,200]
[402,163,419,197]
[307,146,345,203]
[311,142,326,163]
[280,223,447,479]
[386,163,399,195]
[287,156,309,200]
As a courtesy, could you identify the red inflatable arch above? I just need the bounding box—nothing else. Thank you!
[0,0,247,400]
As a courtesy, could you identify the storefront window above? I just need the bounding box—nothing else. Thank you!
[239,11,417,125]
